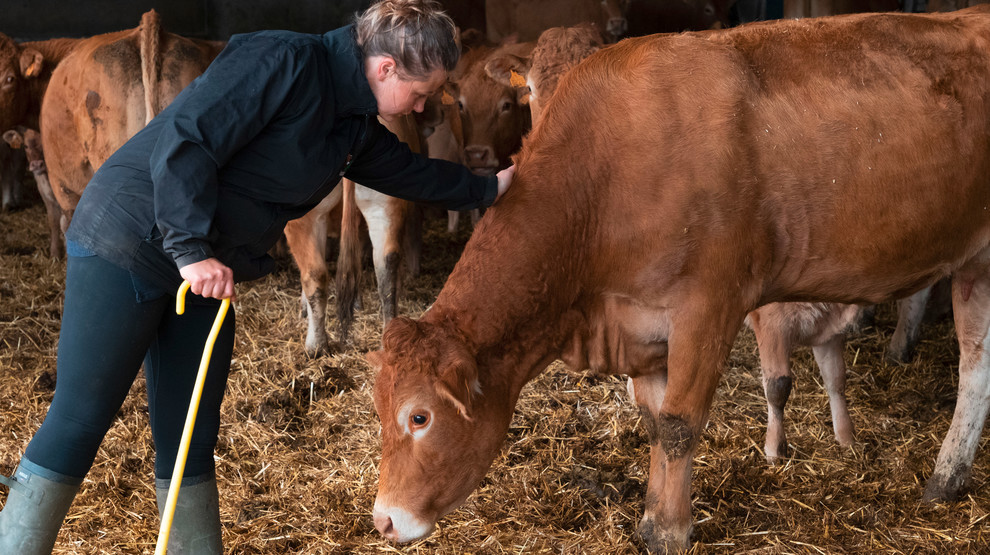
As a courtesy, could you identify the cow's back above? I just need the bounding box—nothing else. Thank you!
[526,7,990,308]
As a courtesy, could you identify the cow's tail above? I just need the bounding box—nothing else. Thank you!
[139,9,163,125]
[335,179,363,343]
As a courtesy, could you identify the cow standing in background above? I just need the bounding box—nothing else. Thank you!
[0,11,224,257]
[40,10,224,231]
[369,7,990,552]
[284,113,431,356]
[452,39,534,182]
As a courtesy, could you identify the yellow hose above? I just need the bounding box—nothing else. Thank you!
[155,280,231,555]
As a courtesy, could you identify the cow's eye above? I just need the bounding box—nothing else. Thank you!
[411,413,429,427]
[500,100,512,112]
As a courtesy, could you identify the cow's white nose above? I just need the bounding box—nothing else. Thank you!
[372,502,434,543]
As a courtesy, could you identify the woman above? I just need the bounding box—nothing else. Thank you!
[0,1,513,553]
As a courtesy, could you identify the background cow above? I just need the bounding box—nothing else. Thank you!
[40,10,224,233]
[370,7,990,552]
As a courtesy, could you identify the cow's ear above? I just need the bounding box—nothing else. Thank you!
[19,48,43,79]
[485,54,531,88]
[459,28,486,52]
[2,129,23,149]
[365,350,385,372]
[435,355,478,420]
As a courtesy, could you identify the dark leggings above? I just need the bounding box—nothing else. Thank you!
[24,253,235,481]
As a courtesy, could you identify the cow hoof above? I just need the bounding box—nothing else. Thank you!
[637,518,691,554]
[884,345,913,365]
[923,472,967,503]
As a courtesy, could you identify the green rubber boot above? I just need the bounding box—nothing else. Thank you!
[0,458,82,555]
[155,474,223,554]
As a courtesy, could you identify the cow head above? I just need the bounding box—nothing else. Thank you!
[601,0,631,42]
[370,316,512,543]
[0,33,43,132]
[452,44,532,176]
[486,24,602,124]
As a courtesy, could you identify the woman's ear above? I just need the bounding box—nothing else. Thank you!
[375,56,398,81]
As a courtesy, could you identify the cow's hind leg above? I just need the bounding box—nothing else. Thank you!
[887,286,932,364]
[812,335,855,447]
[285,187,340,356]
[924,264,990,501]
[748,306,795,462]
[353,185,407,328]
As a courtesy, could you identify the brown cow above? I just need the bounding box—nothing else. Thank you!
[452,39,534,179]
[41,10,224,230]
[283,114,425,355]
[491,22,942,461]
[370,7,990,551]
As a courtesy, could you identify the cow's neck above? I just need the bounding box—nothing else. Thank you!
[424,175,590,395]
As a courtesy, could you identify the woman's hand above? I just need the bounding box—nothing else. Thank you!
[495,164,515,202]
[179,257,236,301]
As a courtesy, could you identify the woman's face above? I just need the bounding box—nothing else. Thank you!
[368,56,446,122]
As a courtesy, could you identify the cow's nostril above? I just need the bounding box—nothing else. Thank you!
[374,512,395,538]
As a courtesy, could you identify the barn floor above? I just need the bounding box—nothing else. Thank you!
[2,193,989,554]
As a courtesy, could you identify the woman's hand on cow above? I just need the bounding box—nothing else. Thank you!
[179,257,236,301]
[495,164,515,202]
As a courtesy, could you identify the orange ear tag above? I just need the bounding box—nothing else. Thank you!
[509,69,527,88]
[441,90,455,105]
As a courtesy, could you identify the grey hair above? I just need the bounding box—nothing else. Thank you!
[355,0,460,80]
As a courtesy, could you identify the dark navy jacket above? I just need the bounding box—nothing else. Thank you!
[66,25,496,292]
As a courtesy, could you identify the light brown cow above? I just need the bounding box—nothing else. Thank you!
[486,0,630,43]
[370,7,990,551]
[283,114,424,355]
[40,10,224,229]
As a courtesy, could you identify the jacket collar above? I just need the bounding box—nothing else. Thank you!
[323,25,378,117]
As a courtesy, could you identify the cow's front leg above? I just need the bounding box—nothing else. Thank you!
[629,372,668,533]
[924,267,990,501]
[636,308,741,553]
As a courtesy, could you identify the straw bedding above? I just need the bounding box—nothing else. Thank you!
[2,189,988,554]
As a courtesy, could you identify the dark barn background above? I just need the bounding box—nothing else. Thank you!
[0,0,489,41]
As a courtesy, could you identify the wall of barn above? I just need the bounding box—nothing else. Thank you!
[0,0,375,41]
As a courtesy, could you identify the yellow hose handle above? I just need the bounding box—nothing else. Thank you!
[156,280,231,555]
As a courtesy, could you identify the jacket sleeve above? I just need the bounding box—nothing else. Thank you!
[149,35,312,269]
[343,118,497,211]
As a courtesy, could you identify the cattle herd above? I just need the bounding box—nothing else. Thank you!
[3,0,990,552]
